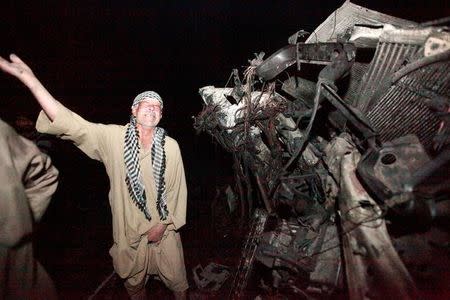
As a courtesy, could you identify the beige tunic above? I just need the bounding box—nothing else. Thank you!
[36,102,187,287]
[0,118,59,299]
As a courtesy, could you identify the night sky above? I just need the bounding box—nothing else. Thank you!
[0,0,448,206]
[1,0,447,179]
[0,0,447,219]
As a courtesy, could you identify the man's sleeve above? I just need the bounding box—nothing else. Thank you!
[11,133,59,222]
[163,143,187,230]
[36,101,108,162]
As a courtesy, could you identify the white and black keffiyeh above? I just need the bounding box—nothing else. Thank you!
[124,116,169,221]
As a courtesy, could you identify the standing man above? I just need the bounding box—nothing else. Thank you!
[0,118,59,300]
[0,54,188,300]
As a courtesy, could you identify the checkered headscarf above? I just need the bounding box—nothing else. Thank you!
[132,91,164,109]
[124,91,169,221]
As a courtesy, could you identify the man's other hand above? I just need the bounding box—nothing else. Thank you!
[147,223,168,243]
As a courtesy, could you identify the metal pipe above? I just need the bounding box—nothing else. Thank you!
[255,174,273,213]
[392,50,450,84]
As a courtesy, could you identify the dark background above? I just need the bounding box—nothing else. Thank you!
[0,0,448,171]
[1,0,447,194]
[0,0,448,298]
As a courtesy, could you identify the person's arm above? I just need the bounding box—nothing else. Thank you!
[12,132,59,222]
[162,141,187,230]
[0,120,58,248]
[1,54,109,162]
[0,54,58,120]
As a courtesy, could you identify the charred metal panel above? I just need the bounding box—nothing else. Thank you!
[366,60,448,149]
[356,42,421,112]
[357,135,431,205]
[342,62,369,106]
[339,150,417,300]
[305,1,416,43]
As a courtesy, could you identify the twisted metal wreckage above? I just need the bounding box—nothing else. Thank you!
[194,1,450,299]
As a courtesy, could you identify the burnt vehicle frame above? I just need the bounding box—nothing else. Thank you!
[194,1,450,299]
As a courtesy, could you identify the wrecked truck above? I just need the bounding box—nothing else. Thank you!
[194,1,450,299]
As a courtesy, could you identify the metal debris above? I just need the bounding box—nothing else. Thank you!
[193,263,231,292]
[194,1,450,298]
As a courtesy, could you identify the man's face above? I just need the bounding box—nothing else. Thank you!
[132,98,162,128]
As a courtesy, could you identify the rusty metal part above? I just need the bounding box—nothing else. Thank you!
[255,173,273,213]
[424,33,450,57]
[365,57,448,150]
[339,150,418,300]
[407,148,450,190]
[193,263,231,292]
[356,42,421,113]
[255,45,297,81]
[282,76,316,107]
[229,209,268,299]
[280,81,321,173]
[297,42,355,66]
[357,135,430,206]
[233,155,247,222]
[321,83,376,139]
[305,1,416,44]
[256,43,356,82]
[317,43,355,84]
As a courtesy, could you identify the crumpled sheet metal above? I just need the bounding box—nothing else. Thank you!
[338,149,418,300]
[193,262,231,292]
[305,1,416,43]
[349,24,437,48]
[324,133,355,183]
[309,224,342,288]
[198,86,272,164]
[425,32,450,57]
[199,86,276,132]
[277,114,319,166]
[198,85,319,166]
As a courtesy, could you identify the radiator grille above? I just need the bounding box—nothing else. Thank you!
[366,61,449,150]
[356,42,420,112]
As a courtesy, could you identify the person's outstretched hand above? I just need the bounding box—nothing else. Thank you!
[0,54,58,120]
[0,54,35,84]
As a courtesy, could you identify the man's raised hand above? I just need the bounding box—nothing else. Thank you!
[0,54,36,85]
[0,54,58,121]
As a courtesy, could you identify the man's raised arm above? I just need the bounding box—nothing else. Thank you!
[0,54,58,121]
